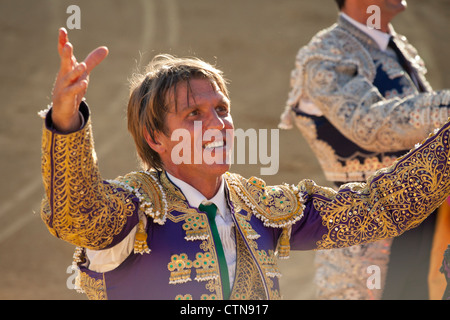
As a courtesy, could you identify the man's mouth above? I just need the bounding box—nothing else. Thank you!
[203,140,225,149]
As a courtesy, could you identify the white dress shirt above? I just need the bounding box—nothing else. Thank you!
[340,12,391,51]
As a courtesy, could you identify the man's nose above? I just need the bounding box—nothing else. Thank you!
[204,109,225,130]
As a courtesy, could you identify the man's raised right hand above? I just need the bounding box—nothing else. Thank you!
[51,27,108,133]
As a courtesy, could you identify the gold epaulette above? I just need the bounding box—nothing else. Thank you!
[225,173,305,228]
[111,170,168,225]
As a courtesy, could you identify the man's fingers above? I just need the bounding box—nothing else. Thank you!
[53,62,87,99]
[58,28,78,76]
[59,42,75,74]
[53,28,108,118]
[57,28,108,77]
[58,45,107,83]
[54,79,87,107]
[64,62,87,86]
[64,79,88,98]
[57,27,68,56]
[84,46,109,74]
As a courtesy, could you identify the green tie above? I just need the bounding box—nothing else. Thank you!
[198,202,230,300]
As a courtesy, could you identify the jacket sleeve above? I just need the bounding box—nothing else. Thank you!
[40,102,139,250]
[290,117,450,250]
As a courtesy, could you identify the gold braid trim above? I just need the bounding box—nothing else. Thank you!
[78,271,107,300]
[40,120,136,250]
[229,231,269,300]
[225,173,305,228]
[300,123,450,249]
[225,173,305,259]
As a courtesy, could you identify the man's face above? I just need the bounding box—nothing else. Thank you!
[151,78,234,183]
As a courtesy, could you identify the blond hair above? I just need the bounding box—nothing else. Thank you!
[127,54,229,170]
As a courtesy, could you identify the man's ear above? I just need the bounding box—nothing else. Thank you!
[143,128,166,154]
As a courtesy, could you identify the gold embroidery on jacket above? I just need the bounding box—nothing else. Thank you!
[200,294,218,300]
[199,238,223,299]
[229,207,283,300]
[225,173,305,229]
[302,126,450,249]
[78,271,107,300]
[122,171,224,299]
[255,249,282,279]
[183,214,210,241]
[229,231,267,300]
[119,170,200,224]
[168,253,193,284]
[193,251,219,282]
[234,214,260,240]
[41,122,136,250]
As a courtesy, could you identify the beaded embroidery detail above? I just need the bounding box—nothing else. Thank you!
[168,253,193,284]
[225,173,305,229]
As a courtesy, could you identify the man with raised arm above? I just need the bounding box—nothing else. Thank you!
[40,28,450,300]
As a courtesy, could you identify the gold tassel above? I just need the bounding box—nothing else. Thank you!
[277,227,291,259]
[134,218,150,254]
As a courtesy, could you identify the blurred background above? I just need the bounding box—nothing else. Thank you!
[0,0,448,299]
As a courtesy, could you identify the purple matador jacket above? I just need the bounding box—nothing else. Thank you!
[40,102,450,300]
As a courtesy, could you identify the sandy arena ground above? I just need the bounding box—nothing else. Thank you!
[0,0,448,300]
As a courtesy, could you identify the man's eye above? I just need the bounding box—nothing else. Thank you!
[216,106,229,114]
[188,110,199,117]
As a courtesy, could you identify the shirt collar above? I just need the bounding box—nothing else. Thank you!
[340,12,392,51]
[166,172,228,219]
